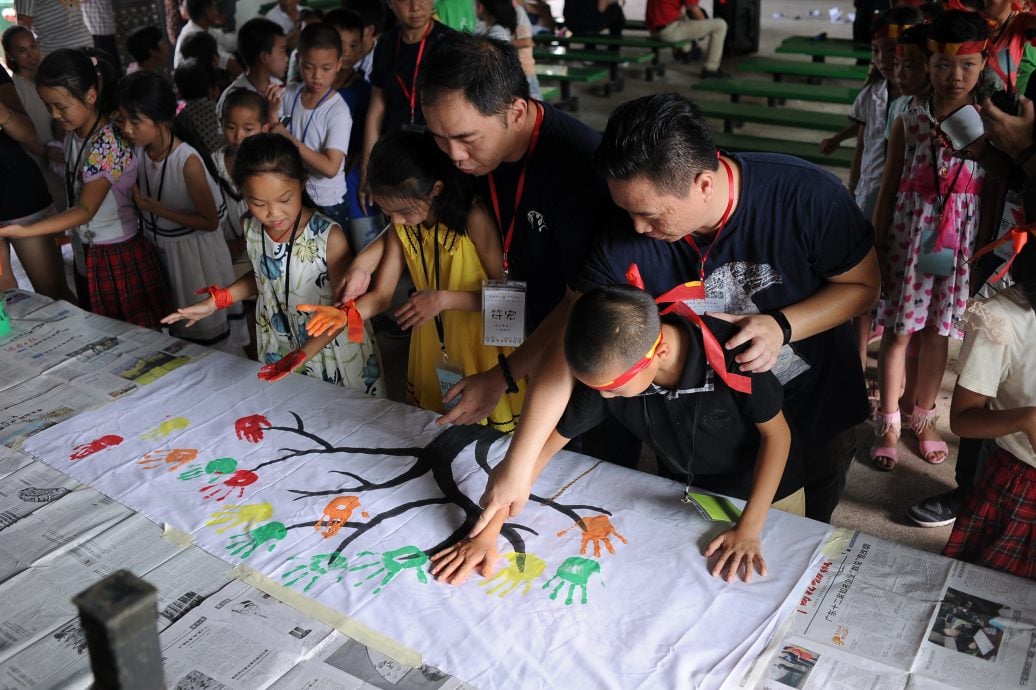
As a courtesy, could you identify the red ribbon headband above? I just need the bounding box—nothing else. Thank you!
[586,331,663,391]
[625,263,753,395]
[926,39,988,55]
[872,23,913,40]
[969,223,1035,284]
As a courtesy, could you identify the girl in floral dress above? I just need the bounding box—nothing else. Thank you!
[870,10,994,471]
[163,132,385,395]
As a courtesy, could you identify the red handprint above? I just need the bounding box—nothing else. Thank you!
[257,350,306,382]
[70,435,124,461]
[235,415,271,443]
[200,469,259,501]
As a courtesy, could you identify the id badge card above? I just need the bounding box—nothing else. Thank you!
[682,297,726,315]
[482,280,526,347]
[436,363,463,411]
[916,227,955,277]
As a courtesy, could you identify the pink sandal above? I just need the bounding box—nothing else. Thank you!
[910,405,948,464]
[869,410,900,471]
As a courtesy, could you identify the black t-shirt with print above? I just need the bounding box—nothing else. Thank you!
[473,102,625,330]
[581,152,874,446]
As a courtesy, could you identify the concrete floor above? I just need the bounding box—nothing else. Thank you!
[6,0,962,554]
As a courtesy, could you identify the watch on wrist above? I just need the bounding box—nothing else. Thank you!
[765,309,793,346]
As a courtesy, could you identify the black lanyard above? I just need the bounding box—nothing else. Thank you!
[65,113,103,233]
[411,223,447,361]
[261,209,305,348]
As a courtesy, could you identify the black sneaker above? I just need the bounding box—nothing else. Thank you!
[907,489,965,528]
[701,68,731,79]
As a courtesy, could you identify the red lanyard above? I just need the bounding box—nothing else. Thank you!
[487,101,544,277]
[682,154,736,282]
[394,22,433,124]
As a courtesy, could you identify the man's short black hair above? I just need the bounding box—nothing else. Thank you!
[126,25,163,62]
[297,22,342,57]
[418,32,529,118]
[342,0,387,32]
[174,57,213,99]
[180,30,218,66]
[324,8,365,35]
[237,17,284,67]
[564,285,661,379]
[594,93,718,197]
[185,0,215,22]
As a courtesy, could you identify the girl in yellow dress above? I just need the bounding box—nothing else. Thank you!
[355,130,523,431]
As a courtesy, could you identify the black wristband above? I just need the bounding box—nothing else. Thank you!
[1013,143,1036,168]
[498,354,520,394]
[765,309,793,346]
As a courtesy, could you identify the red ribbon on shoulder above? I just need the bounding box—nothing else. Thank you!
[969,222,1035,284]
[626,263,753,394]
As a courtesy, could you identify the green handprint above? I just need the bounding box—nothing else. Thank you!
[543,556,603,606]
[226,521,287,559]
[481,552,547,598]
[178,457,237,481]
[281,553,350,593]
[349,545,429,595]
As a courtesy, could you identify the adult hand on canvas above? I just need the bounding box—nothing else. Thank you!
[709,312,784,373]
[394,290,443,331]
[436,368,507,427]
[430,537,499,585]
[235,414,272,443]
[161,296,218,328]
[471,461,535,537]
[257,350,306,382]
[705,526,767,583]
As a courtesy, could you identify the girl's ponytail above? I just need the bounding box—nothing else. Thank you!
[37,48,119,115]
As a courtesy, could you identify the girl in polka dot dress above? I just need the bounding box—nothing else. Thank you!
[870,11,994,471]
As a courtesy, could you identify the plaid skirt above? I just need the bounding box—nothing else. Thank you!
[76,234,172,329]
[943,446,1036,580]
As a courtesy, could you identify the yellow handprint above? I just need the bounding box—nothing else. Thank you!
[205,503,274,534]
[140,417,190,441]
[480,552,546,598]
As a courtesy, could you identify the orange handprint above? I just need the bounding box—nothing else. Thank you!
[556,515,628,558]
[314,495,361,538]
[137,448,199,472]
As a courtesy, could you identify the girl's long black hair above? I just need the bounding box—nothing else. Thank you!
[37,48,120,115]
[116,70,221,184]
[367,130,475,232]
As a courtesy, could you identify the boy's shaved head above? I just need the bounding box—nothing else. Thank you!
[565,285,661,379]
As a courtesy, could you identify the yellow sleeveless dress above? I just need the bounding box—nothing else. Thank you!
[396,222,524,432]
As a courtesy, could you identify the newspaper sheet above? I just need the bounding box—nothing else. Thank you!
[0,462,79,531]
[159,579,336,689]
[269,634,469,690]
[736,532,1036,690]
[2,289,53,319]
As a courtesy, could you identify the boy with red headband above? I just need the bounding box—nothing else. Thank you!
[430,282,802,586]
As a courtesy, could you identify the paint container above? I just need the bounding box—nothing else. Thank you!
[0,297,10,338]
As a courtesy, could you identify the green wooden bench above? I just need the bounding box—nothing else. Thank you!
[712,132,854,168]
[738,57,870,83]
[535,64,610,111]
[692,78,860,106]
[533,48,655,93]
[776,36,872,62]
[696,100,849,133]
[533,33,691,78]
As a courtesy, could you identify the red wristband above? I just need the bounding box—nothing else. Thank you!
[198,285,234,310]
[343,299,364,344]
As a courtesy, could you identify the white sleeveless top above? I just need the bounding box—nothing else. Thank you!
[136,141,226,238]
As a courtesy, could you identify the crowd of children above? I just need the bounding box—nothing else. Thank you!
[1,0,1036,586]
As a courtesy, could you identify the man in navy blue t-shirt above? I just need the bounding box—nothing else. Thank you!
[473,94,880,529]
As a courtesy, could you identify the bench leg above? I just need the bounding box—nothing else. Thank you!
[724,118,733,134]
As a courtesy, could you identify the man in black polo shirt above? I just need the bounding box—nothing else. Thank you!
[473,94,880,529]
[342,34,632,451]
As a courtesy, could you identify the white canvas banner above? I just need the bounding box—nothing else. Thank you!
[19,352,831,689]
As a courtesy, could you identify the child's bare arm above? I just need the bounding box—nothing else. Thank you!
[951,384,1036,451]
[704,411,790,583]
